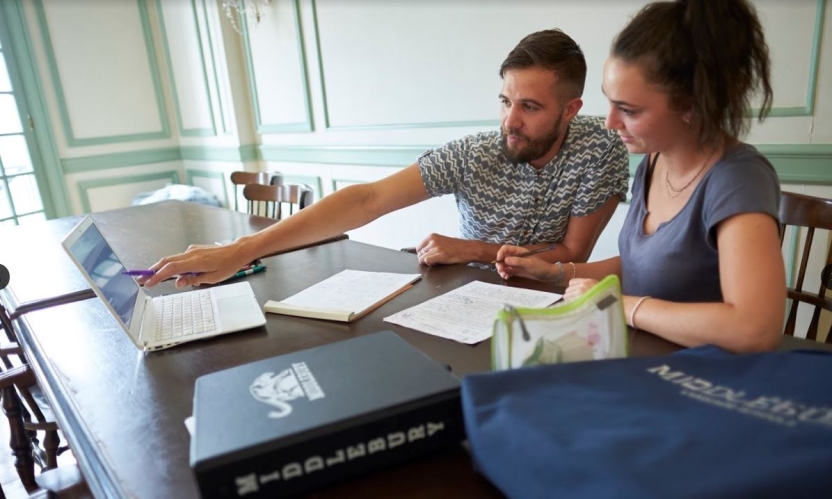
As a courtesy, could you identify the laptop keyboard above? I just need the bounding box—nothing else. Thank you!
[154,290,217,342]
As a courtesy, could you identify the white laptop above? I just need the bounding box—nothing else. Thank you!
[62,216,266,352]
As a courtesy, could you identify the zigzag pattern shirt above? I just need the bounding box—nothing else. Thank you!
[418,115,630,247]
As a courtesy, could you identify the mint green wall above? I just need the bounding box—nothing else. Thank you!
[49,143,832,185]
[1,0,831,219]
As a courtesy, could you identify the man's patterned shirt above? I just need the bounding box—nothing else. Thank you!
[417,115,630,247]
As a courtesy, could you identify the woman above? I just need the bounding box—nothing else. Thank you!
[496,0,785,353]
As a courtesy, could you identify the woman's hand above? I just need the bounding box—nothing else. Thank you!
[563,278,598,302]
[495,245,558,282]
[139,243,249,288]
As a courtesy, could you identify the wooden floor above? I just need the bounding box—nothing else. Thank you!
[0,421,76,499]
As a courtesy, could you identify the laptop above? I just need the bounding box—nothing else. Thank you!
[62,216,266,352]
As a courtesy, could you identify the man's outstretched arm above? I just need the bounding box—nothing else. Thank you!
[143,164,429,287]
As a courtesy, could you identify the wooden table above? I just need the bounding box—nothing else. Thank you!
[2,201,828,498]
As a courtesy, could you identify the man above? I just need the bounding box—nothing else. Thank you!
[144,29,629,288]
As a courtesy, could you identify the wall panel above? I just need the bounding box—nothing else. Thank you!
[157,0,215,136]
[75,169,179,213]
[35,0,170,146]
[243,0,312,133]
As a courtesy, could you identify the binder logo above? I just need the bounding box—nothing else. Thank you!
[250,362,325,418]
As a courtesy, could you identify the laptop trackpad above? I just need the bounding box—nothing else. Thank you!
[218,295,263,329]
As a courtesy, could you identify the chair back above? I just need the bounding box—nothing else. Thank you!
[229,171,285,211]
[778,191,832,341]
[242,183,314,219]
[279,183,314,211]
[229,172,269,212]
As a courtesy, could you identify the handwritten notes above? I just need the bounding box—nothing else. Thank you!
[384,281,561,344]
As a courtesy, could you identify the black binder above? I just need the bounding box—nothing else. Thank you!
[190,331,464,498]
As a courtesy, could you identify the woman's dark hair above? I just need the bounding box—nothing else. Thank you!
[611,0,772,146]
[500,29,587,100]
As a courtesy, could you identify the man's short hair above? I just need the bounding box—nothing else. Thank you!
[499,29,587,100]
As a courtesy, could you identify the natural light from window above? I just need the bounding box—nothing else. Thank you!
[0,37,46,226]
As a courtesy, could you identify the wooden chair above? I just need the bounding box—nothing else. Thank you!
[778,192,832,342]
[243,183,314,220]
[0,295,107,498]
[0,342,66,486]
[0,298,93,490]
[0,357,90,498]
[229,172,268,212]
[229,171,284,211]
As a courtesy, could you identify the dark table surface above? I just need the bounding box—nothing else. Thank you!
[2,201,829,498]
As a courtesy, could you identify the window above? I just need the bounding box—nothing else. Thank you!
[0,35,46,225]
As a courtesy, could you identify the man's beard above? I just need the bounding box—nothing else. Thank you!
[501,113,564,165]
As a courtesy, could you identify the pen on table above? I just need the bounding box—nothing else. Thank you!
[491,244,557,264]
[189,264,265,286]
[222,264,266,281]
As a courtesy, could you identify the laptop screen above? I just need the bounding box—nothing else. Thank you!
[68,223,140,328]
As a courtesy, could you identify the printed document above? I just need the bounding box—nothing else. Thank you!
[383,281,561,344]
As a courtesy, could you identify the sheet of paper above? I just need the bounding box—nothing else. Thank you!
[278,269,421,314]
[383,281,561,344]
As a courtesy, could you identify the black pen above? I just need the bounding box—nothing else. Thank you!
[492,244,557,264]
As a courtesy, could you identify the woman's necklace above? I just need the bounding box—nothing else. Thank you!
[664,151,715,198]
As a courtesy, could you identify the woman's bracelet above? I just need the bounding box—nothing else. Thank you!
[553,261,565,283]
[553,262,577,284]
[628,296,651,329]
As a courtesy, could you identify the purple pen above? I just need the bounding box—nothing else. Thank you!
[122,269,156,276]
[122,270,201,277]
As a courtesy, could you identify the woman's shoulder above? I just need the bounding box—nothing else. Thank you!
[701,143,780,215]
[708,143,778,186]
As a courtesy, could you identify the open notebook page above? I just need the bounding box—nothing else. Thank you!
[264,269,421,322]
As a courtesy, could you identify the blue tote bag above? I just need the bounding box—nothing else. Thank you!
[462,346,832,499]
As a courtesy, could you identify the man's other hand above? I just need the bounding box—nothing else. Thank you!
[415,234,479,266]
